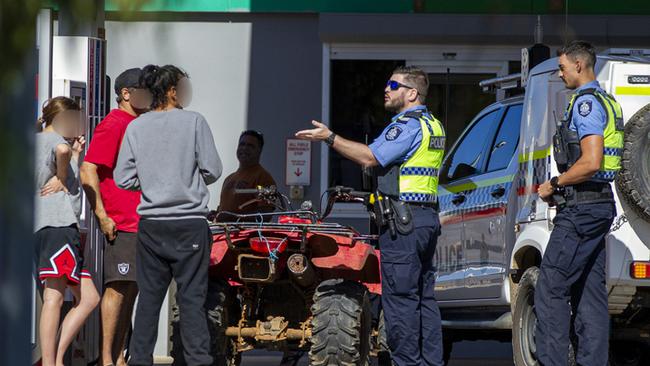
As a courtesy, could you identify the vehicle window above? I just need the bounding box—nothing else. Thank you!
[487,104,523,172]
[440,109,500,183]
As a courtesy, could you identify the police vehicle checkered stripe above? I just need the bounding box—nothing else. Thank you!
[603,147,622,156]
[517,155,550,194]
[400,193,437,202]
[517,146,618,185]
[438,182,512,216]
[400,167,439,177]
[438,194,454,212]
[463,183,512,208]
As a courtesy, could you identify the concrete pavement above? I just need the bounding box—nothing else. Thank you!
[237,340,514,366]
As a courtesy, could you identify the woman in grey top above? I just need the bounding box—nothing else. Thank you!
[115,65,222,366]
[34,97,100,366]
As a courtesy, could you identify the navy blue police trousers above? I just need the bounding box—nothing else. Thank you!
[535,202,616,366]
[380,205,443,366]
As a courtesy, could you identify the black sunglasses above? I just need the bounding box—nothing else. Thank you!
[386,80,416,91]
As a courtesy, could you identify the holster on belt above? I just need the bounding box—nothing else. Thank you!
[550,187,567,208]
[371,192,396,237]
[556,182,613,209]
[371,195,387,228]
[390,198,414,235]
[369,192,413,237]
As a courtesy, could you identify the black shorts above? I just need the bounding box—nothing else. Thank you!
[35,226,90,285]
[104,231,138,284]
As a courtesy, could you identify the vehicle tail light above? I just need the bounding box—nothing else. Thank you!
[249,237,287,255]
[630,262,650,279]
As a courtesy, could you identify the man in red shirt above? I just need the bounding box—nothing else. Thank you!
[80,68,151,366]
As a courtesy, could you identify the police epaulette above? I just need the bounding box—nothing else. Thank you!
[577,88,598,96]
[398,109,425,123]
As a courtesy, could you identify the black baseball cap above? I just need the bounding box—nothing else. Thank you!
[114,68,144,95]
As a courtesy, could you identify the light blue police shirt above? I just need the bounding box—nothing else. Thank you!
[569,80,608,140]
[568,80,612,183]
[368,106,427,167]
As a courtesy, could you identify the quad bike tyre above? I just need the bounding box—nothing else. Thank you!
[617,103,650,223]
[171,279,241,366]
[512,266,576,366]
[309,279,372,366]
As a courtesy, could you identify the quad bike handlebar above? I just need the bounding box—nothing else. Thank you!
[234,186,278,196]
[235,185,290,211]
[210,185,371,223]
[319,186,371,220]
[326,186,370,201]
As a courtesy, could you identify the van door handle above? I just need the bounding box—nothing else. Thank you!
[491,186,506,198]
[451,194,466,205]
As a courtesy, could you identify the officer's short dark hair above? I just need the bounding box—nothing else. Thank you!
[240,130,264,150]
[557,40,597,69]
[392,66,429,103]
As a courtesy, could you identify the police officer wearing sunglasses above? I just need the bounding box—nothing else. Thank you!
[296,66,446,366]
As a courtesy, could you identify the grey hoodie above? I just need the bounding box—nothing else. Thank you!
[114,109,222,220]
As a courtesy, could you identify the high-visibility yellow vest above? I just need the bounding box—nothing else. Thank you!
[563,88,624,181]
[377,109,446,202]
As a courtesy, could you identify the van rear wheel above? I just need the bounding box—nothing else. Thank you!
[512,266,577,366]
[512,267,539,366]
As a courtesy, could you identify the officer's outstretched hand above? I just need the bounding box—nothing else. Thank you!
[295,120,331,141]
[537,180,554,202]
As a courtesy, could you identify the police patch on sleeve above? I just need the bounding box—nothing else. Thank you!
[578,100,592,117]
[385,126,403,141]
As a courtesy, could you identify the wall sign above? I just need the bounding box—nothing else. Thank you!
[286,139,311,186]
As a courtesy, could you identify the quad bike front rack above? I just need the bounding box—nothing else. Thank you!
[210,219,379,242]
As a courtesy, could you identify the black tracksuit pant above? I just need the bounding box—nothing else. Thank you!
[129,218,212,366]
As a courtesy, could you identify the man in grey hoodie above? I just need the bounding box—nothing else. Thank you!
[114,65,221,366]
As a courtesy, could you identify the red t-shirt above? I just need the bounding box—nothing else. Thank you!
[85,109,141,232]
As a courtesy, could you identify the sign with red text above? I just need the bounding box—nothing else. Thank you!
[286,139,311,186]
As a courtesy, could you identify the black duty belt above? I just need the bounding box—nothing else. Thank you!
[383,196,439,210]
[404,201,439,211]
[563,181,613,206]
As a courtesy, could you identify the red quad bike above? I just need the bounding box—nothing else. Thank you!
[170,186,390,366]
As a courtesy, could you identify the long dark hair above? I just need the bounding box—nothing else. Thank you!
[140,64,188,109]
[36,96,81,132]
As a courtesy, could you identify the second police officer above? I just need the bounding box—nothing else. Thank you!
[537,41,624,366]
[296,66,446,366]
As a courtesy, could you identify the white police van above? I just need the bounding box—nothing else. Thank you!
[434,49,650,365]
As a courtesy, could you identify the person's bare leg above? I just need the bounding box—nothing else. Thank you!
[114,282,138,366]
[40,278,67,366]
[55,278,100,366]
[101,283,127,366]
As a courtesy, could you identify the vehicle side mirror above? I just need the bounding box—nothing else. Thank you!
[450,163,477,181]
